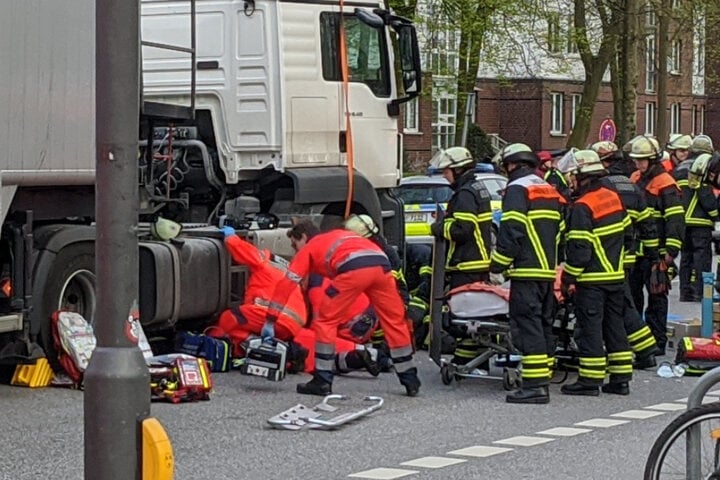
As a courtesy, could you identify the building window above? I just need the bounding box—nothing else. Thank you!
[566,16,578,54]
[571,94,582,129]
[404,98,419,133]
[432,94,456,150]
[547,13,562,53]
[645,102,656,135]
[646,5,657,28]
[551,92,564,134]
[672,0,681,8]
[646,35,656,92]
[670,40,681,74]
[700,105,705,134]
[670,103,681,134]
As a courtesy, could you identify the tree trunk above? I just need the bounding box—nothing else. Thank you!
[567,62,608,147]
[614,0,641,147]
[656,0,670,144]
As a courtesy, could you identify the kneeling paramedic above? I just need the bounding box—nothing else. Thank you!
[489,144,566,404]
[561,150,634,396]
[267,223,421,397]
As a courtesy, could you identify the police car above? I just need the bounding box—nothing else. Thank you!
[396,171,506,245]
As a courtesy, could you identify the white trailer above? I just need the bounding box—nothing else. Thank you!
[0,0,421,366]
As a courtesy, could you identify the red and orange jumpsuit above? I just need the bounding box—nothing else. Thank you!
[214,235,307,356]
[269,229,415,384]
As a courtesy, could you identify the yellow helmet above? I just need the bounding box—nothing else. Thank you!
[667,134,692,151]
[344,214,379,238]
[690,135,714,155]
[492,143,539,169]
[430,146,474,170]
[688,153,713,189]
[574,150,605,175]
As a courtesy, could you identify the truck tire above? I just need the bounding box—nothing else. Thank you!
[37,242,97,374]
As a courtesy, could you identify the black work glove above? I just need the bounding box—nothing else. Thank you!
[430,221,444,238]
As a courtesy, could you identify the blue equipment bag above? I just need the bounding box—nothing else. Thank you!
[174,331,231,373]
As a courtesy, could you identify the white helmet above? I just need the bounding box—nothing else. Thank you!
[492,143,539,169]
[629,136,662,160]
[691,135,714,155]
[688,153,713,189]
[430,146,474,170]
[667,134,692,151]
[344,214,379,238]
[590,141,619,161]
[557,148,580,175]
[574,150,605,175]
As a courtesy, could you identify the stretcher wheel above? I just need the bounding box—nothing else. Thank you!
[503,368,521,391]
[440,364,454,385]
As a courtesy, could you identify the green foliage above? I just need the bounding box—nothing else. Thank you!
[466,124,495,162]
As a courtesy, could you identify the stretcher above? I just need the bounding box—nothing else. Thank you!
[267,395,383,430]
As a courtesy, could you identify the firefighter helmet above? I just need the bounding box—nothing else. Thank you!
[557,148,579,175]
[688,153,712,189]
[345,214,379,238]
[574,150,605,176]
[690,135,714,155]
[628,136,662,160]
[430,146,474,170]
[666,134,692,151]
[590,141,619,161]
[493,143,539,169]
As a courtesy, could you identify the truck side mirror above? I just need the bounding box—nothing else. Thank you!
[397,24,421,95]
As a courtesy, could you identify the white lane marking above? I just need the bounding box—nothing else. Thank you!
[675,397,719,404]
[399,457,467,469]
[447,446,513,458]
[575,418,630,428]
[348,468,418,479]
[645,403,688,411]
[611,409,666,419]
[536,427,592,437]
[493,435,555,447]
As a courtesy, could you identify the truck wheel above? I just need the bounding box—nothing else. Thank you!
[38,242,97,373]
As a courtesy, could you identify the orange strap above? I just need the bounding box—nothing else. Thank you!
[338,0,355,219]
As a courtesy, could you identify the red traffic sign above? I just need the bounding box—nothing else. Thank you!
[599,119,617,142]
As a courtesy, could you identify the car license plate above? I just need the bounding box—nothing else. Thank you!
[405,212,428,223]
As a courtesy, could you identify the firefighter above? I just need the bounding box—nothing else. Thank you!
[560,150,634,396]
[538,150,572,200]
[590,142,660,369]
[489,143,566,404]
[429,146,494,368]
[629,136,685,356]
[267,223,421,397]
[676,153,719,301]
[662,134,692,173]
[215,226,308,356]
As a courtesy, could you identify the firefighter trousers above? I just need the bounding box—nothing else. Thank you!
[622,271,657,359]
[575,283,632,386]
[313,266,415,384]
[508,280,555,388]
[630,257,669,352]
[680,227,712,300]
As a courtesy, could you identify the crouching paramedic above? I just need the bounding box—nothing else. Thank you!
[489,144,566,405]
[266,223,421,397]
[214,226,307,355]
[561,150,634,396]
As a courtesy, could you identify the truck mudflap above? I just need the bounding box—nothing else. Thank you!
[267,395,384,431]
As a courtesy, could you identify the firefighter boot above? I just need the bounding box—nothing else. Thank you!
[359,348,381,377]
[506,386,550,404]
[397,368,421,397]
[633,354,657,370]
[296,373,332,396]
[601,382,630,395]
[561,382,600,396]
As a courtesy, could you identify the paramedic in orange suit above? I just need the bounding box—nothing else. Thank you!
[214,225,307,356]
[268,219,421,397]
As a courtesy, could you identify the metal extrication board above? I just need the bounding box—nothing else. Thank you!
[267,395,383,430]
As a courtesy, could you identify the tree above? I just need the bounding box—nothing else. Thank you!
[611,0,641,148]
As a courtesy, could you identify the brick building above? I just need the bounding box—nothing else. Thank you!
[400,73,435,173]
[474,4,708,150]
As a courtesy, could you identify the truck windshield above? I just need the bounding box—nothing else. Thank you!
[320,12,391,98]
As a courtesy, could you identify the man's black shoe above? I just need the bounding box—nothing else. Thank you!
[397,368,421,397]
[359,349,381,377]
[601,382,630,395]
[506,386,549,404]
[633,355,657,370]
[561,382,599,396]
[296,377,332,396]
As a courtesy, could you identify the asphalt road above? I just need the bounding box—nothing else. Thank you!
[0,289,712,480]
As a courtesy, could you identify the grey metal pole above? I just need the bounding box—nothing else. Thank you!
[85,0,149,479]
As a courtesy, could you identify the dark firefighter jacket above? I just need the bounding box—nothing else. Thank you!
[631,164,685,258]
[372,234,410,305]
[564,179,633,284]
[673,160,719,228]
[431,169,493,274]
[600,163,658,266]
[490,167,566,281]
